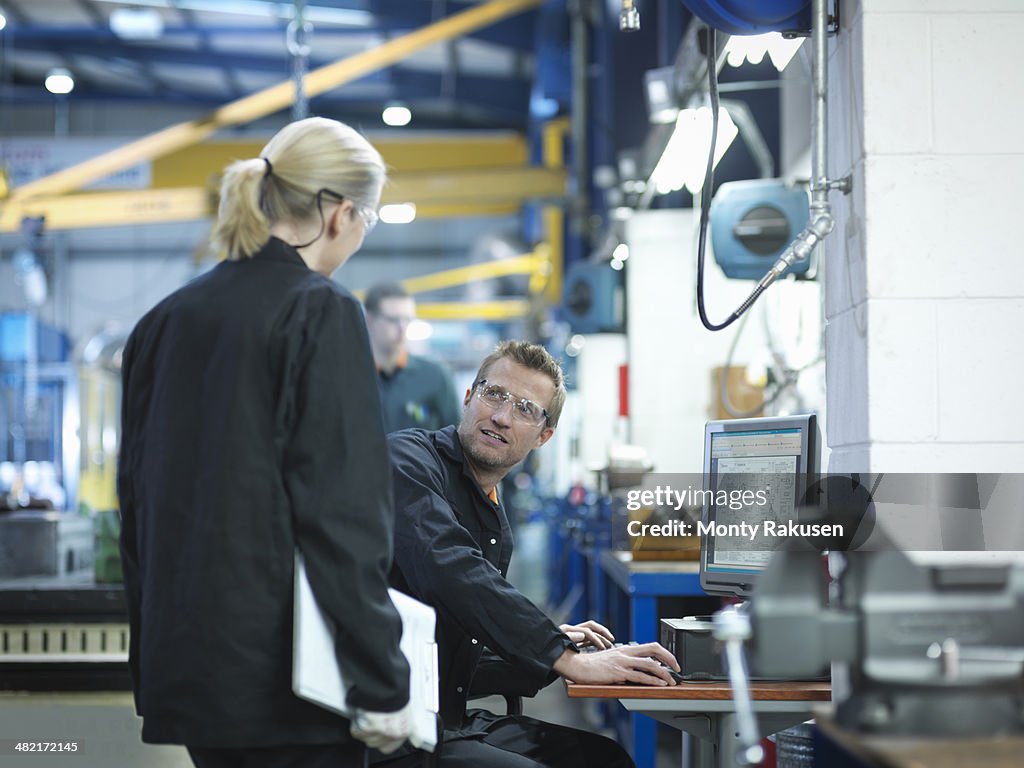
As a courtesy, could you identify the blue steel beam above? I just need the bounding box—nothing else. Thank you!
[2,8,538,51]
[10,36,460,74]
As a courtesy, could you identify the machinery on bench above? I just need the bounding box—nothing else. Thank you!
[715,472,1024,763]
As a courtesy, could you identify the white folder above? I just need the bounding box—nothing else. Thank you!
[292,551,439,751]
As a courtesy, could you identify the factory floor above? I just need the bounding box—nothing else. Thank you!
[0,519,680,767]
[0,688,681,768]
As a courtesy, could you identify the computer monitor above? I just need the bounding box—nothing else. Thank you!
[699,413,820,600]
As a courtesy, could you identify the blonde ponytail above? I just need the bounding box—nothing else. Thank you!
[211,117,386,260]
[211,158,271,260]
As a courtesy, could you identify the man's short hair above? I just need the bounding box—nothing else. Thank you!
[363,282,409,314]
[473,340,567,428]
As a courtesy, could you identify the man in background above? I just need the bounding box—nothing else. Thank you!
[363,282,461,433]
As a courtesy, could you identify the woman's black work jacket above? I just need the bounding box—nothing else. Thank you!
[118,237,409,748]
[386,426,575,732]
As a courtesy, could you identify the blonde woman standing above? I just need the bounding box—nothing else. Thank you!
[118,118,410,768]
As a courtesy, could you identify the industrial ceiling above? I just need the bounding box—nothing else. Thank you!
[0,0,542,130]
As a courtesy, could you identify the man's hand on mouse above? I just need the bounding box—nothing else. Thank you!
[552,641,681,686]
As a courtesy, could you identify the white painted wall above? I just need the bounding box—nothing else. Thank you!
[822,0,1024,472]
[624,209,826,474]
[574,333,627,486]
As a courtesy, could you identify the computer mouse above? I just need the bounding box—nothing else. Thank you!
[659,664,685,683]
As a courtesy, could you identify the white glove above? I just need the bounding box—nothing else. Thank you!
[350,702,413,754]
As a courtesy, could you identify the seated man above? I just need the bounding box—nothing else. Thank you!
[372,340,680,768]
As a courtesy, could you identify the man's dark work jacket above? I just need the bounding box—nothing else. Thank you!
[118,237,409,748]
[387,426,576,732]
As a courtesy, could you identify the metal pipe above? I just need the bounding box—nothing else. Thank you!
[811,0,830,208]
[751,0,834,303]
[569,0,589,238]
[723,2,839,326]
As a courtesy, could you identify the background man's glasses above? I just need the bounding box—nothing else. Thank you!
[374,312,412,327]
[474,379,548,427]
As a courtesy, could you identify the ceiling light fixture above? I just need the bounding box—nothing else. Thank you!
[110,8,164,40]
[45,68,75,95]
[0,11,7,32]
[650,106,738,196]
[90,0,372,27]
[723,32,804,72]
[379,203,416,224]
[382,104,412,127]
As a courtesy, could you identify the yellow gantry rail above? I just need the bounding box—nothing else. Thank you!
[0,188,214,232]
[0,163,567,232]
[351,252,550,322]
[416,300,533,321]
[2,0,545,204]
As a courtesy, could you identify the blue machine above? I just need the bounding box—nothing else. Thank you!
[0,312,77,516]
[682,0,811,35]
[0,312,70,363]
[562,261,624,334]
[710,179,812,280]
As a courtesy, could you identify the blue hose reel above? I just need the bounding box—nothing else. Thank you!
[682,0,811,35]
[710,179,812,280]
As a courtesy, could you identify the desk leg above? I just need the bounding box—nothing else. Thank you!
[630,596,658,768]
[676,714,722,768]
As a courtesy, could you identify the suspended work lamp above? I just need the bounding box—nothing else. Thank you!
[650,106,738,195]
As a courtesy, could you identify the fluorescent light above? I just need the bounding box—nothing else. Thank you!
[0,12,6,32]
[382,105,412,127]
[90,0,372,27]
[45,68,75,95]
[724,33,804,72]
[612,243,629,262]
[110,8,164,39]
[650,106,738,195]
[406,319,433,342]
[379,203,416,224]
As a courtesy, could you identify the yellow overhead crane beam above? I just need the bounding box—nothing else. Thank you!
[0,188,213,232]
[350,252,549,322]
[415,300,532,321]
[0,164,566,232]
[348,253,549,298]
[149,134,532,186]
[2,0,544,204]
